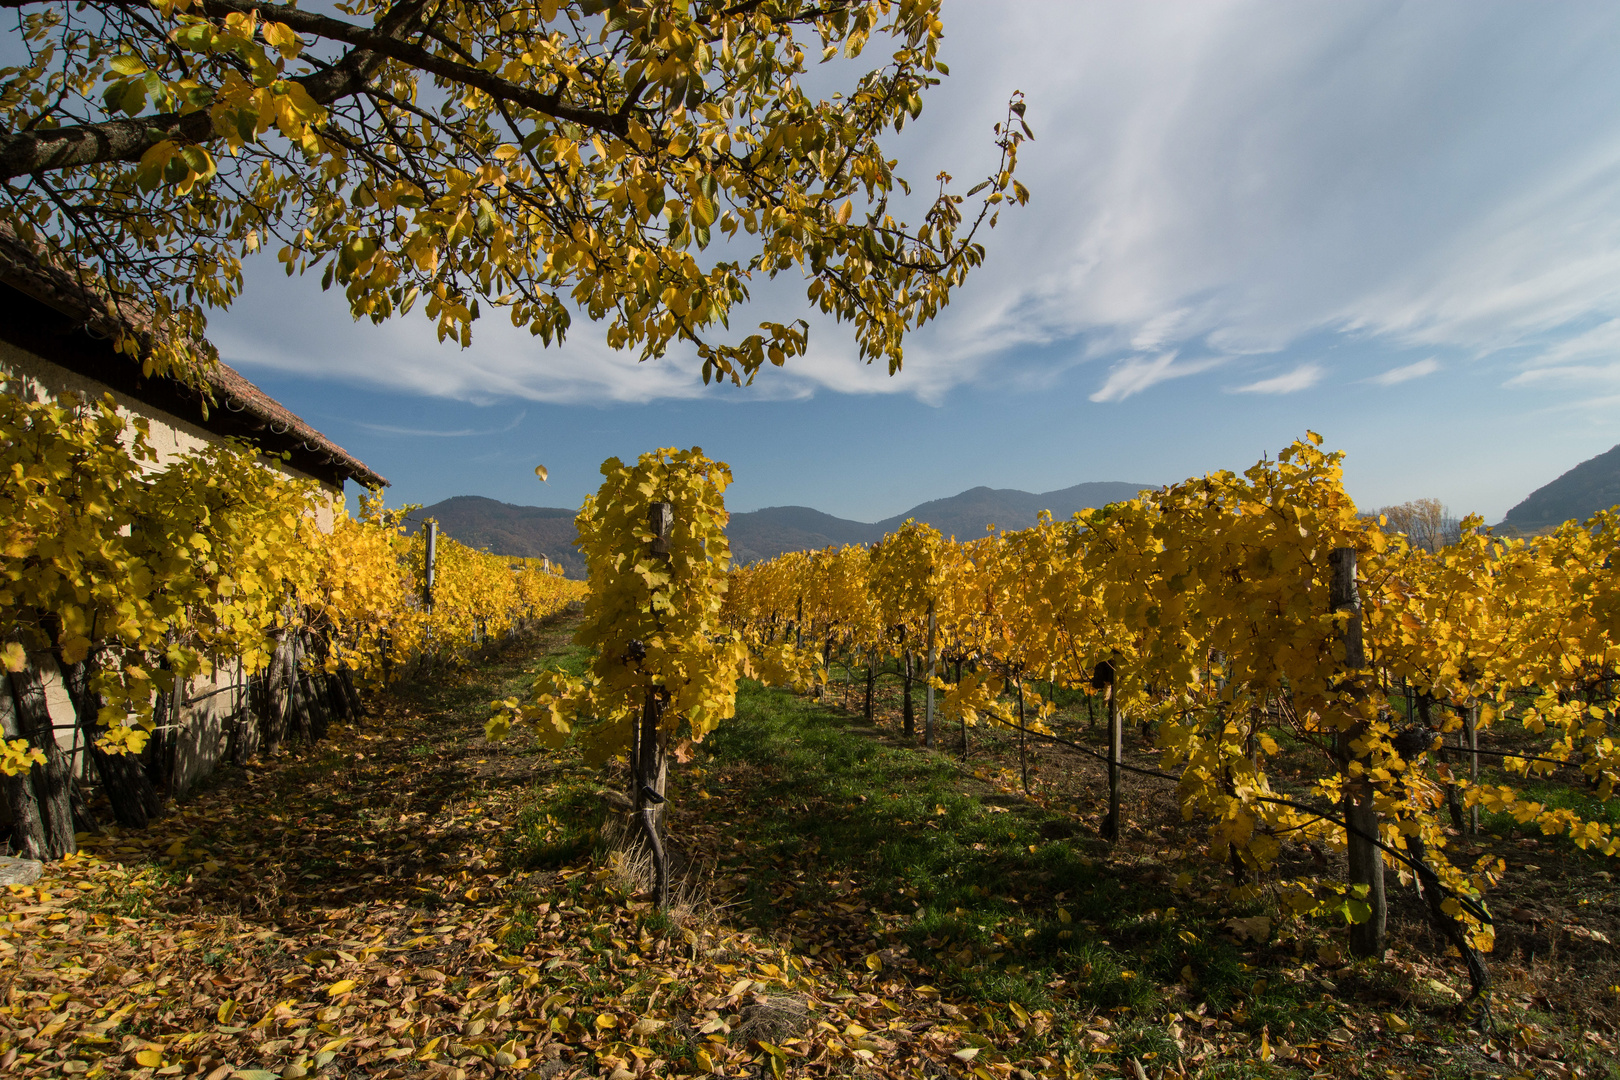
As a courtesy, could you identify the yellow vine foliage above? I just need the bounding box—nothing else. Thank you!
[724,435,1620,950]
[0,391,583,774]
[489,448,745,763]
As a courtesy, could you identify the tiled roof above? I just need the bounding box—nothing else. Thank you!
[0,233,387,489]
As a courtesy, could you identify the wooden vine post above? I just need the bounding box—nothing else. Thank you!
[1465,702,1480,835]
[924,600,937,749]
[637,500,674,908]
[1016,671,1029,794]
[1330,546,1386,958]
[423,520,439,609]
[1095,659,1122,843]
[863,649,876,722]
[902,646,915,736]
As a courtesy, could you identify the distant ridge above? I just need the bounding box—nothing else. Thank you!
[404,496,585,578]
[1499,443,1620,534]
[726,481,1150,563]
[407,481,1153,573]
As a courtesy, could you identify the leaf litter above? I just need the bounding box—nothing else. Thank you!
[2,624,1616,1079]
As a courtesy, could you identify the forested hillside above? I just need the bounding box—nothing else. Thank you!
[406,497,585,577]
[1500,443,1620,534]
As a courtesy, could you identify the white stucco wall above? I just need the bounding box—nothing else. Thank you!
[2,340,343,803]
[0,341,339,531]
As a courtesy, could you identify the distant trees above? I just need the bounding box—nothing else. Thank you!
[1375,498,1460,552]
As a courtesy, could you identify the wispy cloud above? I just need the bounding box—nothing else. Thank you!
[1232,363,1324,395]
[1089,352,1224,402]
[212,2,1620,410]
[1505,318,1620,394]
[1506,362,1620,389]
[1370,358,1440,386]
[349,411,529,438]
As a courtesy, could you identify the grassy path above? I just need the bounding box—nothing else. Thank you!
[2,621,1614,1079]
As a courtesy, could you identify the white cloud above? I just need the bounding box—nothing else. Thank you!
[884,0,1620,399]
[1506,362,1620,390]
[1232,363,1324,394]
[212,1,1620,409]
[1370,358,1440,386]
[1502,318,1620,395]
[1089,351,1225,402]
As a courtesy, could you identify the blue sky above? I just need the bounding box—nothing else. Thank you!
[214,1,1620,523]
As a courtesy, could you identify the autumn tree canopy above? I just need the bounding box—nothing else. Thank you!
[0,0,1029,382]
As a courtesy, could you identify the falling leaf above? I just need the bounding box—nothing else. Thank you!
[1,641,26,672]
[534,465,549,482]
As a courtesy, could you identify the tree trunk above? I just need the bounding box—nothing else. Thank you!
[234,662,265,765]
[1465,703,1479,834]
[60,657,159,829]
[633,686,670,907]
[1407,830,1491,1004]
[958,659,968,758]
[1017,672,1029,794]
[863,650,876,723]
[1,673,48,859]
[902,649,915,738]
[7,660,76,858]
[1331,546,1386,959]
[293,635,331,743]
[1105,678,1122,843]
[142,673,181,798]
[265,634,294,751]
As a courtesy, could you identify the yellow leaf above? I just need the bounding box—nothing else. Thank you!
[594,1012,618,1030]
[534,464,548,482]
[135,1049,164,1067]
[325,979,357,997]
[864,952,882,972]
[1,642,26,672]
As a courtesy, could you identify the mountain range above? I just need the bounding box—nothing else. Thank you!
[405,440,1620,574]
[405,480,1151,577]
[1499,442,1620,534]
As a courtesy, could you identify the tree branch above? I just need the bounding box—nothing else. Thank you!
[197,0,629,134]
[0,0,633,181]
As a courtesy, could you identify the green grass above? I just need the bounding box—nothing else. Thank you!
[692,679,1318,1041]
[508,782,608,869]
[1478,775,1620,831]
